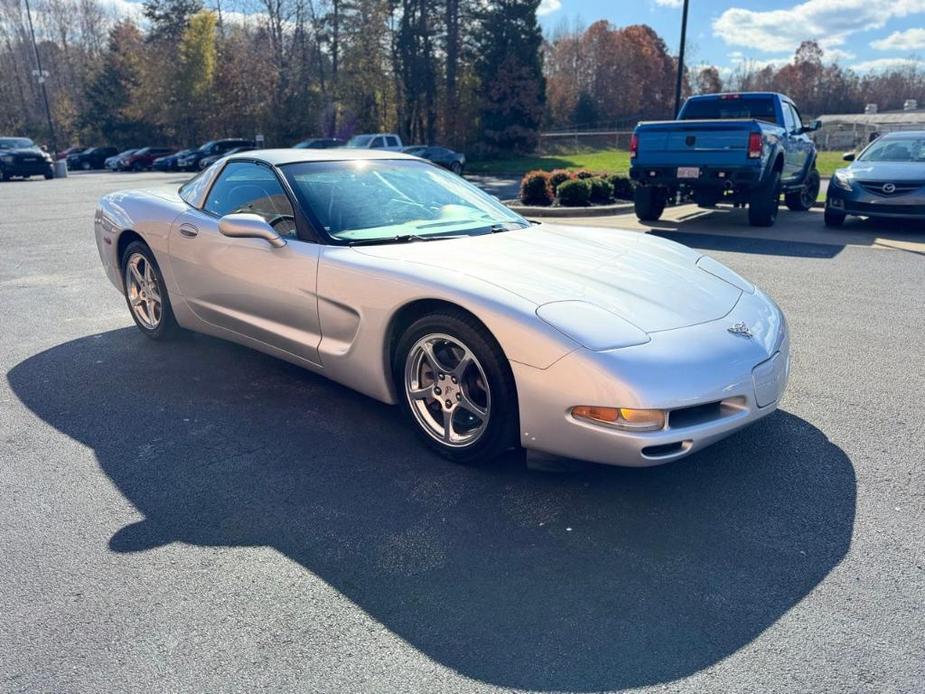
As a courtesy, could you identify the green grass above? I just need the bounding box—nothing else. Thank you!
[469,148,847,178]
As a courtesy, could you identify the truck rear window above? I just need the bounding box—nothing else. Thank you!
[681,97,780,125]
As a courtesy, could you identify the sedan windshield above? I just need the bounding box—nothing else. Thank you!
[0,137,34,149]
[859,137,925,163]
[345,135,374,148]
[282,159,528,243]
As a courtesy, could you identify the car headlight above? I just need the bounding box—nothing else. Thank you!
[832,169,853,191]
[571,406,666,432]
[1,155,13,164]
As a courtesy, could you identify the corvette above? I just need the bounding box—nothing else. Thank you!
[94,149,790,466]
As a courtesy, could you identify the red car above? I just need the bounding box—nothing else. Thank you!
[120,147,176,172]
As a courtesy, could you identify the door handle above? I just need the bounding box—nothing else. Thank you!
[179,223,199,238]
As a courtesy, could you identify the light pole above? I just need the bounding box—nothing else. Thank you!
[23,0,58,155]
[673,0,690,117]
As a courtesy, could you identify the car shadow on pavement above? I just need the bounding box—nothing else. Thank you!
[7,329,856,692]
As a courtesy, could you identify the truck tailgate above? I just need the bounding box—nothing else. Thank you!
[636,120,755,167]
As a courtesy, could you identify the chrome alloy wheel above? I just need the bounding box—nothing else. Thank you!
[404,333,491,447]
[125,252,162,330]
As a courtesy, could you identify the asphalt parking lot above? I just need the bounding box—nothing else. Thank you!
[2,171,924,693]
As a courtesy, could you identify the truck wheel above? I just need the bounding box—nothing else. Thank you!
[824,208,846,227]
[748,169,781,227]
[785,168,820,211]
[634,187,666,222]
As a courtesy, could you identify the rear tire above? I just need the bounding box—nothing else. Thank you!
[634,186,666,222]
[394,310,519,465]
[785,168,820,211]
[824,208,846,227]
[121,241,179,340]
[748,169,781,227]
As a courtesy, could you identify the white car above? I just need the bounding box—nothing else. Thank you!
[93,149,790,467]
[345,133,404,151]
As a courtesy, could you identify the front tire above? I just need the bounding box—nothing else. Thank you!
[785,168,820,211]
[121,241,179,340]
[394,311,519,464]
[748,168,781,227]
[824,208,846,227]
[634,186,666,222]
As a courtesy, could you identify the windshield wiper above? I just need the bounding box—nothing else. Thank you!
[347,233,467,246]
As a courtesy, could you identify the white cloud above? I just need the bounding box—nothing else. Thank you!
[653,0,684,7]
[825,48,856,61]
[537,0,562,15]
[872,28,925,50]
[850,57,925,72]
[713,0,925,53]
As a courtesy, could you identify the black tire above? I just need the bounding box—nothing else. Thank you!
[120,240,179,340]
[44,172,53,180]
[393,310,519,464]
[450,161,463,175]
[748,168,782,227]
[81,161,91,171]
[634,186,666,222]
[785,168,820,211]
[824,208,846,227]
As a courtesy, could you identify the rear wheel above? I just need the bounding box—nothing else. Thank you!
[81,161,91,171]
[394,311,518,464]
[121,241,179,340]
[748,169,781,227]
[824,208,846,227]
[634,186,666,222]
[785,168,820,211]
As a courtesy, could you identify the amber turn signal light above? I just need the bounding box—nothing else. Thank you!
[571,406,666,431]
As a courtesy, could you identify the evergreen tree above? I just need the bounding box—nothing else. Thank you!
[475,0,545,152]
[143,0,205,42]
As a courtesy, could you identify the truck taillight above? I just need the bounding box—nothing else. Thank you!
[748,132,762,159]
[630,134,639,159]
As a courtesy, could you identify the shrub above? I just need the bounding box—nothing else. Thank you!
[548,169,573,193]
[589,177,614,204]
[557,178,592,206]
[609,174,634,200]
[519,170,553,206]
[574,169,595,180]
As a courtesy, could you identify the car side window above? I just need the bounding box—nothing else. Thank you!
[370,137,385,148]
[386,136,399,147]
[789,104,804,133]
[781,104,795,132]
[205,161,297,237]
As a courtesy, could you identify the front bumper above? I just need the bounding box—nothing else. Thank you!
[513,290,789,467]
[2,159,53,177]
[826,180,925,218]
[630,164,762,191]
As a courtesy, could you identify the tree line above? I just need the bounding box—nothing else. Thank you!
[3,1,923,154]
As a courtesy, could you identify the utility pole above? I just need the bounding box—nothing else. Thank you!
[673,0,690,118]
[23,0,58,155]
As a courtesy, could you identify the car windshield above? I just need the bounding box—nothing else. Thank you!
[282,159,528,243]
[0,137,34,149]
[681,97,779,125]
[118,149,136,157]
[858,137,925,163]
[346,135,374,148]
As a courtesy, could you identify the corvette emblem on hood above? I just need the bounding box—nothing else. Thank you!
[727,322,753,338]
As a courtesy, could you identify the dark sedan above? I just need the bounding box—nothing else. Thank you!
[402,145,465,175]
[67,146,118,171]
[825,132,925,226]
[0,136,54,181]
[152,149,195,171]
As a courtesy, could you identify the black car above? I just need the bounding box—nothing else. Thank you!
[293,137,345,149]
[152,149,195,171]
[825,131,925,227]
[0,136,54,181]
[402,145,465,174]
[67,146,119,171]
[178,139,254,171]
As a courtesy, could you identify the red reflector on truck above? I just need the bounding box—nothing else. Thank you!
[748,132,762,159]
[630,134,639,159]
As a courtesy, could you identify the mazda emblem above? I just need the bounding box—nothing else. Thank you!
[882,183,896,194]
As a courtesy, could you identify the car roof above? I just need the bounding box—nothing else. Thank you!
[880,130,925,138]
[226,148,418,166]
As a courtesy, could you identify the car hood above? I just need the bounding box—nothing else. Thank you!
[352,224,741,333]
[848,161,925,181]
[2,147,44,157]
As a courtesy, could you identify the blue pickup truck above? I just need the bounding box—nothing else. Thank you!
[629,92,822,226]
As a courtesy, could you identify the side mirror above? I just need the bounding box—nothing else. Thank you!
[218,213,286,248]
[812,119,822,132]
[842,152,856,162]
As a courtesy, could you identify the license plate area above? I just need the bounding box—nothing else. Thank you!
[677,166,700,179]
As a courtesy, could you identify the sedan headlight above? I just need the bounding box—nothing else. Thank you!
[832,169,853,191]
[572,406,666,432]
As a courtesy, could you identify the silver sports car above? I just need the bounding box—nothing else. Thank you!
[94,149,790,467]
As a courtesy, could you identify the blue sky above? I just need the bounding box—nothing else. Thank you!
[537,0,925,75]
